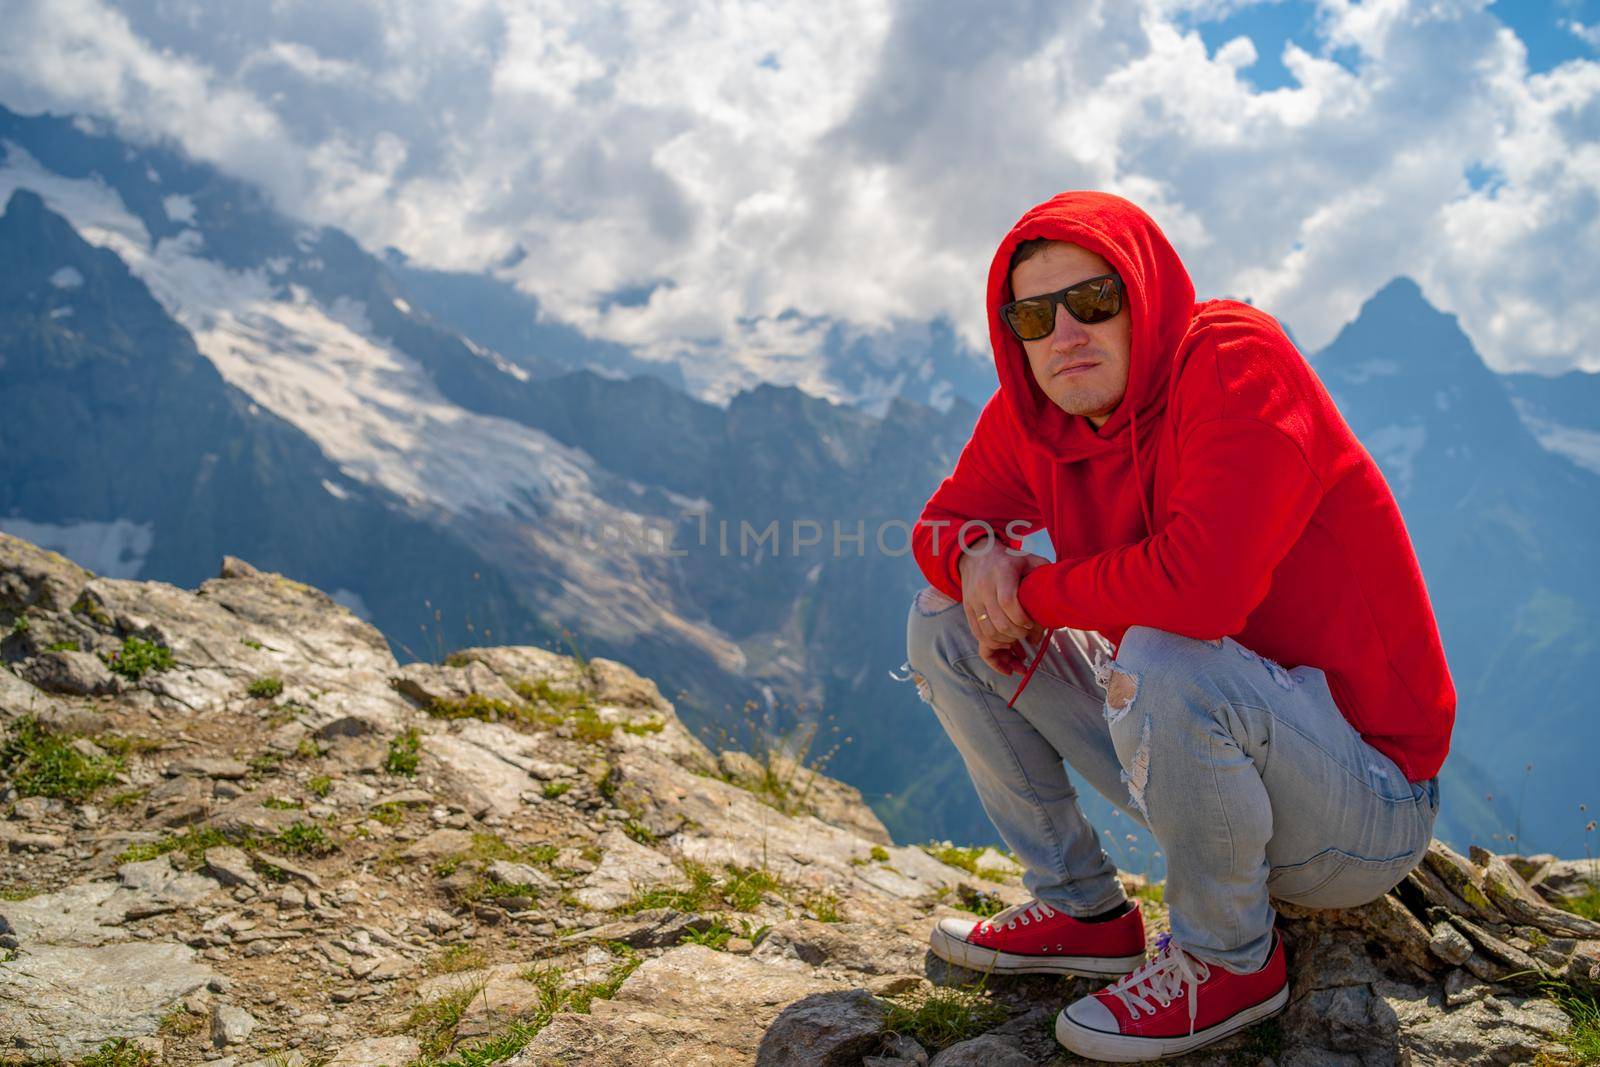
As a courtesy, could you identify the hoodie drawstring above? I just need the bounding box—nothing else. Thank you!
[1006,410,1151,709]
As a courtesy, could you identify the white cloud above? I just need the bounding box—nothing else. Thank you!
[0,0,1595,390]
[1565,20,1600,50]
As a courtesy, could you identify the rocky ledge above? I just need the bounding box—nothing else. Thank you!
[0,530,1596,1066]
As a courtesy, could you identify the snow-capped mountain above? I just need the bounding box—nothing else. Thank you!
[0,105,775,720]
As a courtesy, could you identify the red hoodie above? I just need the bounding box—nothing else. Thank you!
[912,191,1454,782]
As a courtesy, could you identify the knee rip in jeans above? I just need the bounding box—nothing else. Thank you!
[1104,665,1152,822]
[1103,665,1139,726]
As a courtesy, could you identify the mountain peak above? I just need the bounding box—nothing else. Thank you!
[1370,275,1427,306]
[3,186,46,218]
[0,187,91,257]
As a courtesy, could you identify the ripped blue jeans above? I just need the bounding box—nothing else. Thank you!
[905,586,1440,973]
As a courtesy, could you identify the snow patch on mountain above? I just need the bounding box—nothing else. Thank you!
[1512,401,1600,476]
[0,144,594,518]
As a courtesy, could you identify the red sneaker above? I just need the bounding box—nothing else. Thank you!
[928,898,1146,977]
[1055,930,1289,1062]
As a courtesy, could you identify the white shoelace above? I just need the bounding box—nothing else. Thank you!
[1106,933,1211,1035]
[980,898,1057,933]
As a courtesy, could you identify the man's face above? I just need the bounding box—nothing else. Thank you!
[1010,241,1132,429]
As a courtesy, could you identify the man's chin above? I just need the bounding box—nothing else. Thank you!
[1049,391,1110,419]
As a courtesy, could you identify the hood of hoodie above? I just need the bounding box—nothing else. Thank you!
[986,191,1197,467]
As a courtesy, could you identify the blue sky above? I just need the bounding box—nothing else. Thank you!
[1187,0,1599,90]
[1,0,1596,384]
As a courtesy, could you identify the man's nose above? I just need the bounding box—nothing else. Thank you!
[1050,305,1091,348]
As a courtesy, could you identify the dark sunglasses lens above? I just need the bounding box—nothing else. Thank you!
[1065,278,1120,324]
[1006,299,1057,341]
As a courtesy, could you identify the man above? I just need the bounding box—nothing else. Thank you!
[905,190,1453,1061]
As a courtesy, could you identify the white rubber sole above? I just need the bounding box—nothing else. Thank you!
[928,924,1145,977]
[1054,983,1290,1062]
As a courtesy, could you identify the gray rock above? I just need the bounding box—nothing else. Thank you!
[755,988,886,1065]
[0,655,91,731]
[928,1033,1035,1067]
[752,919,927,978]
[403,828,477,861]
[879,1034,930,1065]
[211,1002,256,1047]
[0,882,131,946]
[425,720,552,814]
[486,859,556,889]
[203,846,262,889]
[1428,921,1474,965]
[15,649,121,696]
[390,660,523,710]
[573,829,686,910]
[165,756,251,779]
[509,945,855,1065]
[252,850,323,887]
[0,941,218,1060]
[325,1035,421,1066]
[3,829,65,852]
[576,909,714,949]
[1382,979,1569,1064]
[372,787,433,807]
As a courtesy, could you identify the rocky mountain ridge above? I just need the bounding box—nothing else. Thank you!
[2,531,1598,1066]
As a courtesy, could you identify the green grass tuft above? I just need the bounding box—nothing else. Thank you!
[805,891,844,923]
[77,1038,158,1066]
[116,821,337,867]
[247,675,284,698]
[678,919,736,951]
[922,841,1013,882]
[1555,886,1600,922]
[1546,981,1600,1064]
[0,715,123,801]
[407,983,484,1060]
[881,980,1009,1052]
[950,884,1006,918]
[427,943,489,975]
[117,826,236,866]
[385,726,422,776]
[102,636,175,680]
[619,718,666,736]
[616,860,790,915]
[1130,881,1165,906]
[274,821,337,856]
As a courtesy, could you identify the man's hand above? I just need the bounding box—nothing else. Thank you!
[958,542,1051,675]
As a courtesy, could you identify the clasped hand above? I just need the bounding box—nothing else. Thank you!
[957,544,1051,676]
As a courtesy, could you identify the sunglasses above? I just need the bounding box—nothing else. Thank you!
[1000,273,1124,341]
